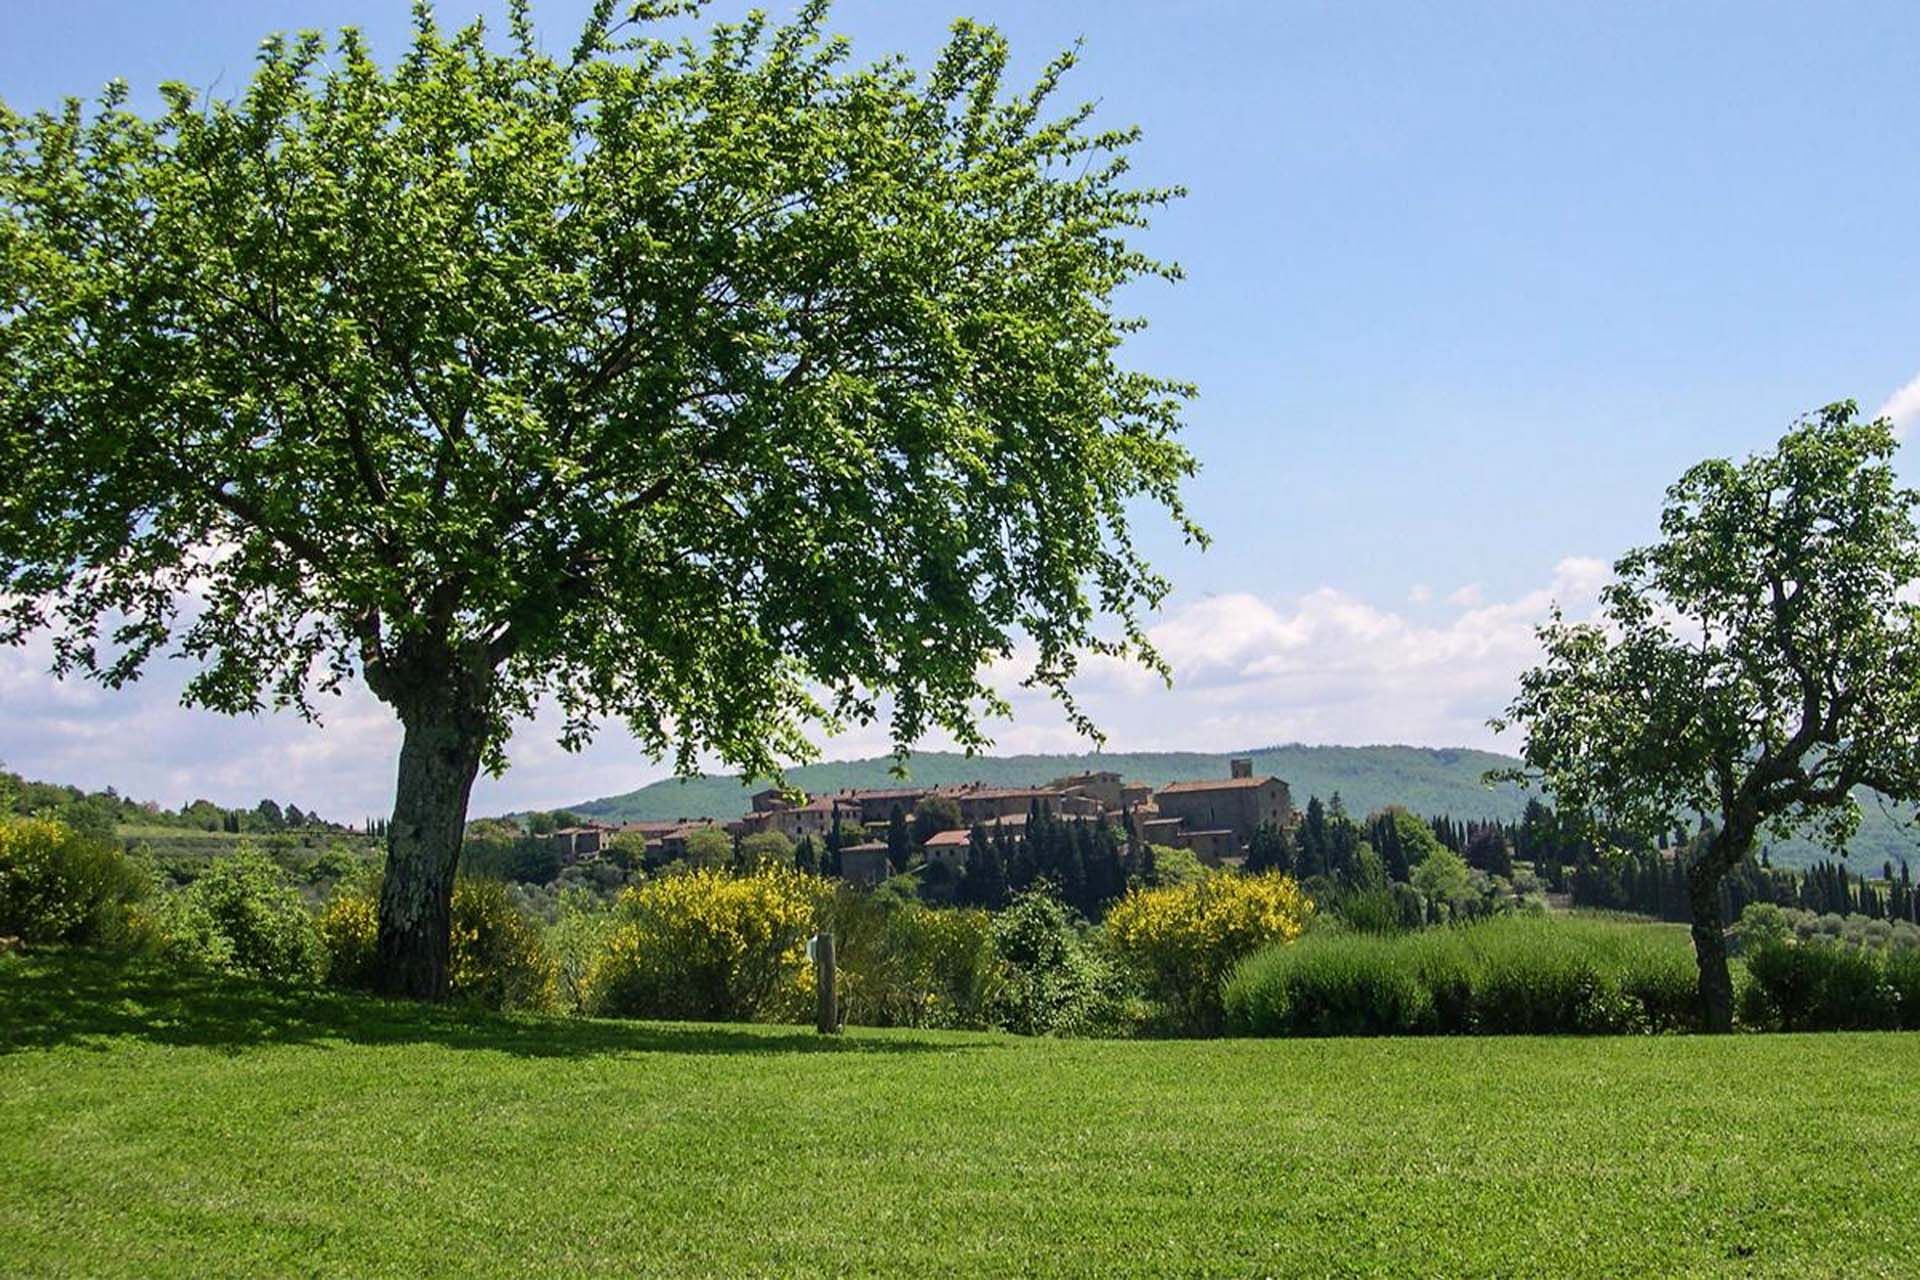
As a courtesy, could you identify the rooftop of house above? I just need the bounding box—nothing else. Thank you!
[1157,776,1280,795]
[839,840,890,855]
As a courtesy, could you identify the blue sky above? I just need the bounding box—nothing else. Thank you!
[3,1,1918,817]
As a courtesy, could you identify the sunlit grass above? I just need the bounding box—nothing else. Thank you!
[4,949,1918,1277]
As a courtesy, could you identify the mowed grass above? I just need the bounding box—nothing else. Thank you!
[4,952,1918,1278]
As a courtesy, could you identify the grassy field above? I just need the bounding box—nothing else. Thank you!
[4,952,1918,1277]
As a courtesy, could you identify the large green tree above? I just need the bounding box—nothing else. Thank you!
[0,1,1199,998]
[1496,404,1920,1030]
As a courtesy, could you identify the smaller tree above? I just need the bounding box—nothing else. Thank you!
[1243,820,1293,875]
[1497,405,1920,1030]
[682,826,733,870]
[739,829,795,870]
[886,806,913,872]
[912,795,964,846]
[603,830,651,873]
[1410,846,1472,921]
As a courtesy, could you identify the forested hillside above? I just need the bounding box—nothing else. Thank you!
[567,743,1919,872]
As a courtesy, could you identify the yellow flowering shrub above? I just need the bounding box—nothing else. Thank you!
[317,890,379,989]
[583,864,823,1022]
[1104,872,1314,1034]
[449,878,556,1012]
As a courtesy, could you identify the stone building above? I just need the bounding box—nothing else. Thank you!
[1151,760,1291,848]
[837,841,893,887]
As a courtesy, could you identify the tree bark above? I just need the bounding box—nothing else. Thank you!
[1686,859,1735,1034]
[371,648,493,1001]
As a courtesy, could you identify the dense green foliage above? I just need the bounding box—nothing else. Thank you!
[0,0,1201,995]
[5,950,1920,1277]
[1223,916,1702,1037]
[1737,938,1920,1032]
[1734,901,1920,954]
[1,765,352,838]
[1498,405,1920,1028]
[158,845,327,983]
[0,816,151,946]
[820,888,1005,1030]
[985,889,1134,1037]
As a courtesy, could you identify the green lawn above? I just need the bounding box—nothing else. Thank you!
[4,952,1918,1277]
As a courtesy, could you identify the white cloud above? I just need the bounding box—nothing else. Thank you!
[0,558,1611,818]
[1445,583,1484,608]
[1407,583,1433,604]
[1877,371,1920,438]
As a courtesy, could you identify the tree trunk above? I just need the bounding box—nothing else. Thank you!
[1686,860,1735,1033]
[372,659,491,1001]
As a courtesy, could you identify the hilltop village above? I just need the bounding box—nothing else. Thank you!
[551,759,1291,887]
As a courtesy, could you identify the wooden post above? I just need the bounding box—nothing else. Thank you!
[814,931,839,1035]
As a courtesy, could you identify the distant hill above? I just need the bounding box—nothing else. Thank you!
[569,743,1531,828]
[566,743,1920,873]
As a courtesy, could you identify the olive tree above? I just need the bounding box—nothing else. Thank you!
[1495,404,1920,1030]
[0,2,1199,998]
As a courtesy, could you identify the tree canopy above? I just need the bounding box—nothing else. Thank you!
[1496,403,1920,1028]
[0,0,1198,996]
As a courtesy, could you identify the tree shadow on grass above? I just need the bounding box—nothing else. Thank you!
[0,951,1003,1060]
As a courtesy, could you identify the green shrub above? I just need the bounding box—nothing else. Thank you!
[990,890,1134,1037]
[163,845,325,982]
[1887,949,1920,1031]
[1230,933,1433,1036]
[822,888,1005,1029]
[1731,902,1792,954]
[1468,920,1621,1033]
[1737,939,1898,1031]
[0,816,150,945]
[1224,916,1702,1037]
[1617,944,1701,1034]
[543,888,617,1014]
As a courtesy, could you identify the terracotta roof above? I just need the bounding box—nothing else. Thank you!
[923,828,974,848]
[1157,776,1278,794]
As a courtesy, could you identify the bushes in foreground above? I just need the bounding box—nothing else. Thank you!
[1737,939,1920,1031]
[582,864,816,1022]
[319,875,555,1010]
[1223,915,1701,1037]
[0,816,152,946]
[163,845,326,982]
[822,888,1006,1030]
[1105,873,1313,1035]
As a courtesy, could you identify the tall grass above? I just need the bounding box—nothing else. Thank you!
[1223,915,1700,1037]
